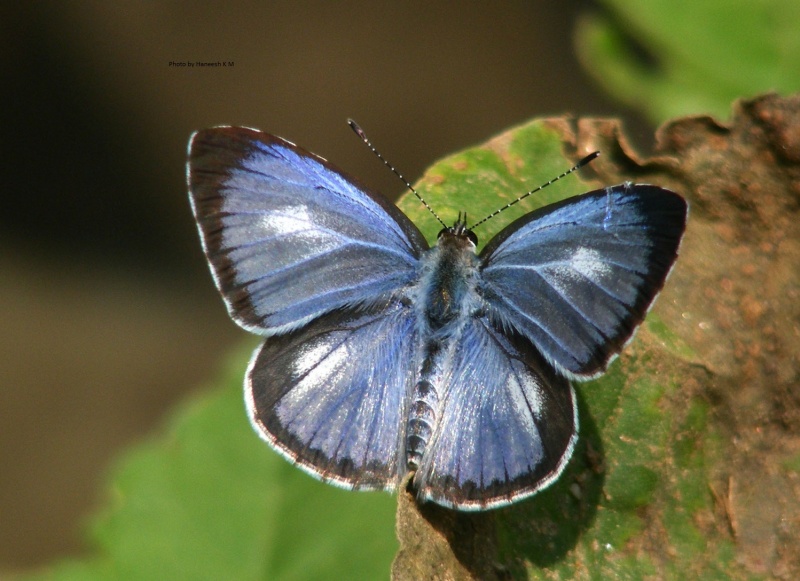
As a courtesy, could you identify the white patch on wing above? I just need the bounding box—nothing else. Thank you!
[259,204,313,236]
[570,246,610,281]
[277,339,349,431]
[291,340,346,382]
[517,373,544,420]
[544,246,610,297]
[252,204,342,255]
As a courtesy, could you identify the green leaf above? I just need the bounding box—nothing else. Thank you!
[20,346,397,581]
[392,116,781,579]
[399,121,591,246]
[575,0,800,123]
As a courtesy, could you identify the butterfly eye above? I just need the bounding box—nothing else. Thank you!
[436,226,478,246]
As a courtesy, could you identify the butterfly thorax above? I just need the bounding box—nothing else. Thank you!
[420,231,480,328]
[406,228,482,472]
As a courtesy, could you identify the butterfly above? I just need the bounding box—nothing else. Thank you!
[187,125,687,511]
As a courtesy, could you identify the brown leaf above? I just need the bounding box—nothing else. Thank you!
[393,93,800,579]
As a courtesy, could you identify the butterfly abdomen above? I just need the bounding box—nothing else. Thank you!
[406,375,439,469]
[406,230,481,471]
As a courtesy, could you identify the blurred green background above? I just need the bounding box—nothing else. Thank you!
[2,1,797,579]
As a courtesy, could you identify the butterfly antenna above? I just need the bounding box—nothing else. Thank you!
[348,119,447,228]
[469,151,601,230]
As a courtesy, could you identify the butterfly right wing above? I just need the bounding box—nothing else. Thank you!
[479,184,687,379]
[413,316,577,510]
[246,300,418,489]
[188,127,428,336]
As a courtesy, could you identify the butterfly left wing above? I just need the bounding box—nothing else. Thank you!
[188,127,428,336]
[413,316,577,510]
[246,300,417,489]
[479,184,687,379]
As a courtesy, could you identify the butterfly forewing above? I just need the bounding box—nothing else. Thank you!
[188,127,428,335]
[479,184,687,379]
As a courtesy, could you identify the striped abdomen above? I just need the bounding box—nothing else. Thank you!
[406,341,445,469]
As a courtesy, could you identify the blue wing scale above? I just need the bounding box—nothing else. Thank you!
[480,184,687,378]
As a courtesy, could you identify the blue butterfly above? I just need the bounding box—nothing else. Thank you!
[188,125,687,511]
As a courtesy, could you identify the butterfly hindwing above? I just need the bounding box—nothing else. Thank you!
[246,301,417,489]
[188,127,428,335]
[414,316,577,510]
[479,184,687,378]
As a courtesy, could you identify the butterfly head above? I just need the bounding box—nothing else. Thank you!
[437,212,478,248]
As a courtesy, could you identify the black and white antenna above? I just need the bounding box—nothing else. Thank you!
[468,151,600,230]
[350,119,599,232]
[348,119,447,229]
